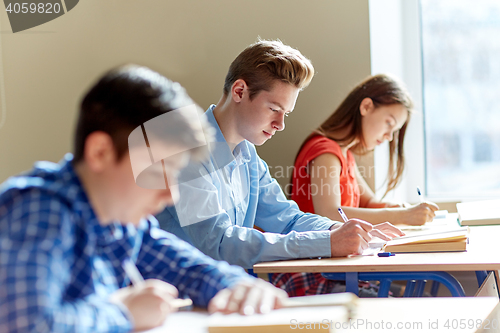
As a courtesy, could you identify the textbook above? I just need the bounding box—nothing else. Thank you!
[207,293,357,332]
[457,199,500,226]
[382,227,469,253]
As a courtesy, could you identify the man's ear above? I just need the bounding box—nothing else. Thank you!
[83,131,117,172]
[231,79,247,103]
[359,97,374,116]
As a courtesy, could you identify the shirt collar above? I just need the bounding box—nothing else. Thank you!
[205,105,251,164]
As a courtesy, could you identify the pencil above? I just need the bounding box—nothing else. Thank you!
[121,259,193,309]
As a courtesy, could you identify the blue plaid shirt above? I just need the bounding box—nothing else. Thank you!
[0,154,251,333]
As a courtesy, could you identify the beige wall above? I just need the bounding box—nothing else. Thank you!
[0,0,372,186]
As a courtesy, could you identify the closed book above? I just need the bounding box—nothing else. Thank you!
[457,199,500,226]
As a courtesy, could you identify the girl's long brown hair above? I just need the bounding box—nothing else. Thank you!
[296,74,413,198]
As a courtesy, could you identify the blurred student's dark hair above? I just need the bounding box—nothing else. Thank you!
[73,65,209,163]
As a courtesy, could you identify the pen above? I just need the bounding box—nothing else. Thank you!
[377,252,395,257]
[338,207,349,223]
[122,259,193,309]
[417,187,424,203]
[122,259,145,287]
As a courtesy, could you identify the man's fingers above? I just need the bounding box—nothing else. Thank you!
[240,284,262,315]
[257,287,275,314]
[225,284,250,313]
[375,222,405,237]
[369,229,391,241]
[148,280,179,300]
[273,288,288,310]
[347,219,373,232]
[358,226,372,243]
[208,288,231,313]
[355,236,369,255]
[209,280,288,315]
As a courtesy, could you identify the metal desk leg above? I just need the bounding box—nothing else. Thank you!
[430,281,440,297]
[378,279,392,297]
[404,280,416,297]
[414,280,427,297]
[345,272,359,295]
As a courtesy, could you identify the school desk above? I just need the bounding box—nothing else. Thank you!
[142,297,500,333]
[253,224,500,297]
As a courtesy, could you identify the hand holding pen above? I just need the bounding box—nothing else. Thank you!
[329,207,376,256]
[329,208,404,257]
[108,259,191,331]
[399,187,440,225]
[122,259,193,307]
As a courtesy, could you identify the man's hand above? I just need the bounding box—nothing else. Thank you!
[371,222,405,240]
[208,279,288,315]
[110,279,178,331]
[370,222,405,240]
[329,219,374,256]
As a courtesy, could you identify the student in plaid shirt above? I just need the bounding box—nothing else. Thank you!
[0,65,287,333]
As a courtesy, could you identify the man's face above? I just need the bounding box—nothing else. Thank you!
[110,146,189,225]
[234,81,299,146]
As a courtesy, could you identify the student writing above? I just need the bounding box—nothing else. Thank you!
[157,40,403,272]
[271,74,439,296]
[0,65,287,333]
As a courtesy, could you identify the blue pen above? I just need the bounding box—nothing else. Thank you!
[338,207,349,222]
[417,187,424,203]
[378,252,395,257]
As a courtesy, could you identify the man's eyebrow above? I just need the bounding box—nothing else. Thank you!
[271,101,292,113]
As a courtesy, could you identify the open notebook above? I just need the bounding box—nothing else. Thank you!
[364,226,469,254]
[382,226,469,253]
[207,293,357,333]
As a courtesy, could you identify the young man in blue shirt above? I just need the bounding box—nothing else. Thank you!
[157,40,402,272]
[0,65,287,333]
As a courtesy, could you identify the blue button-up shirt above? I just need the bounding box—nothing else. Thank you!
[0,155,250,333]
[157,105,338,269]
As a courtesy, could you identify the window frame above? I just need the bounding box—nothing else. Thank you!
[370,0,500,204]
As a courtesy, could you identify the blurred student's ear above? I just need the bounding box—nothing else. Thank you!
[83,131,118,172]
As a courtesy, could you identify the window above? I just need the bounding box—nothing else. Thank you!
[421,0,500,199]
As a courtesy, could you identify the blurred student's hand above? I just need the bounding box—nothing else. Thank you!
[329,219,373,256]
[208,279,288,315]
[110,279,178,331]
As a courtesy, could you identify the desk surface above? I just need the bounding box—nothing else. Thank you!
[253,225,500,274]
[148,297,500,333]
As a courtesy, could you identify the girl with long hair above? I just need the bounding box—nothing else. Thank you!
[271,74,438,297]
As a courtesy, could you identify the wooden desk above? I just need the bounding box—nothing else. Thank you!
[145,297,500,333]
[253,225,500,296]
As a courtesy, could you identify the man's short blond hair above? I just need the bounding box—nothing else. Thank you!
[223,39,315,99]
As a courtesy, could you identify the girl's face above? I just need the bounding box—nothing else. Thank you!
[360,98,408,150]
